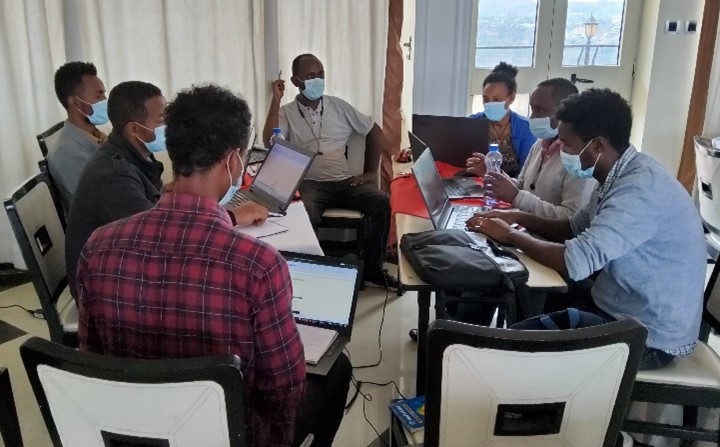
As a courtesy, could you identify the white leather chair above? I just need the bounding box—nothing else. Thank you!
[36,121,64,158]
[695,135,720,259]
[4,173,78,347]
[623,260,720,445]
[423,318,647,447]
[20,337,248,447]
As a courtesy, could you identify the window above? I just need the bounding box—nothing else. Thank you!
[475,0,539,68]
[562,0,627,66]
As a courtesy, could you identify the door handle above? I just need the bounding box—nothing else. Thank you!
[403,37,412,61]
[571,73,595,84]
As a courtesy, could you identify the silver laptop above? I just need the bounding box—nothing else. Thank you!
[408,131,484,199]
[413,148,490,231]
[225,138,316,215]
[283,251,361,376]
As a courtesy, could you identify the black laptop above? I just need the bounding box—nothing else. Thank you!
[409,131,484,199]
[412,114,489,167]
[413,149,489,231]
[283,252,361,376]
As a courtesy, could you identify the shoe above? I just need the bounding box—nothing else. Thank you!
[409,329,418,342]
[364,269,399,289]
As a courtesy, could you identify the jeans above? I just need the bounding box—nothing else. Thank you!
[299,179,390,274]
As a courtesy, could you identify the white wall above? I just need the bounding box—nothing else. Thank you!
[630,0,704,174]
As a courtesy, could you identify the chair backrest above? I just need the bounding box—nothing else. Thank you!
[3,173,68,343]
[37,158,69,222]
[0,367,24,447]
[36,121,65,158]
[424,319,647,447]
[702,260,720,341]
[20,337,248,447]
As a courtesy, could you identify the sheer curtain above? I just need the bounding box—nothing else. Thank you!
[272,0,389,126]
[0,1,66,267]
[0,0,390,265]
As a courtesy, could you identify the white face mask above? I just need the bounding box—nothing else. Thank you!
[219,151,244,205]
[529,117,558,140]
[560,138,601,179]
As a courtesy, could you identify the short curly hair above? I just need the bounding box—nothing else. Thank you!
[54,61,97,109]
[165,84,252,177]
[483,62,519,95]
[556,88,632,153]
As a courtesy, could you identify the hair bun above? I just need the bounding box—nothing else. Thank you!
[492,62,519,79]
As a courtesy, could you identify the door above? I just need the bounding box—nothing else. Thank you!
[401,0,416,148]
[469,0,642,114]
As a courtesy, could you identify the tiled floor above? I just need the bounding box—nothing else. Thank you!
[0,268,424,447]
[1,263,718,447]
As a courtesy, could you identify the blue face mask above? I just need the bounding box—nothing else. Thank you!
[76,97,109,126]
[560,139,601,179]
[483,101,508,122]
[136,124,167,153]
[219,151,245,206]
[302,78,325,101]
[529,117,558,140]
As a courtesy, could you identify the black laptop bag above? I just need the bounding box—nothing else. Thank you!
[400,229,529,291]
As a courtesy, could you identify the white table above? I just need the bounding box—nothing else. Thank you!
[238,201,323,256]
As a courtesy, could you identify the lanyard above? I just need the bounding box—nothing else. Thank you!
[297,98,324,155]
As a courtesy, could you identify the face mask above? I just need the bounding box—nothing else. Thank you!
[136,124,167,153]
[219,151,245,206]
[301,78,325,101]
[529,117,558,140]
[483,101,508,122]
[76,97,109,126]
[560,138,601,179]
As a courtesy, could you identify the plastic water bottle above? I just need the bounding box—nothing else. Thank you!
[484,143,503,206]
[270,127,284,146]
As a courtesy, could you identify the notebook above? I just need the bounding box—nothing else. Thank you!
[282,251,361,375]
[408,131,484,199]
[225,138,316,215]
[413,148,490,231]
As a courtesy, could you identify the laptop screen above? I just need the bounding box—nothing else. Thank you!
[252,140,313,203]
[286,255,359,329]
[412,149,451,228]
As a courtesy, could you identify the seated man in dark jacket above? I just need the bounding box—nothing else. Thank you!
[65,81,268,298]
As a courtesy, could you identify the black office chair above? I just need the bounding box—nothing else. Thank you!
[20,337,248,447]
[3,173,77,347]
[0,367,24,447]
[36,121,64,158]
[421,319,647,447]
[623,260,720,445]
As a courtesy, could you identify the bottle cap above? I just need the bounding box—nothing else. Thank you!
[273,127,282,134]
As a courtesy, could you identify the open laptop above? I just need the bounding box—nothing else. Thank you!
[413,148,490,231]
[283,251,361,376]
[409,131,484,199]
[412,114,489,167]
[225,138,316,215]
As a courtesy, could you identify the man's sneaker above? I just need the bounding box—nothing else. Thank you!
[364,269,399,289]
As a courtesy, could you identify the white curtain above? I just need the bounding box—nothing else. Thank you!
[273,0,388,125]
[0,0,66,267]
[0,0,388,266]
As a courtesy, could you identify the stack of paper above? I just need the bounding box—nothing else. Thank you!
[296,324,339,365]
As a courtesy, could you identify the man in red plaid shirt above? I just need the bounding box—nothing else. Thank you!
[77,84,351,447]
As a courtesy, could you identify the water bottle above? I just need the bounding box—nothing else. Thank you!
[484,143,503,206]
[270,127,284,146]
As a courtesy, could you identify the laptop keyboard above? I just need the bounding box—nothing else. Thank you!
[226,190,251,208]
[451,206,486,229]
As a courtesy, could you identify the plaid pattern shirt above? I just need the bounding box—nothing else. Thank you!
[77,193,306,447]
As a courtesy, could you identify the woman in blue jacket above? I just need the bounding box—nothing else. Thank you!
[468,62,535,177]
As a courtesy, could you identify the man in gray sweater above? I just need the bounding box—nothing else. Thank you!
[468,88,705,370]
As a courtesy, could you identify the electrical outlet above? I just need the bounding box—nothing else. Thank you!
[665,20,679,34]
[686,20,698,34]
